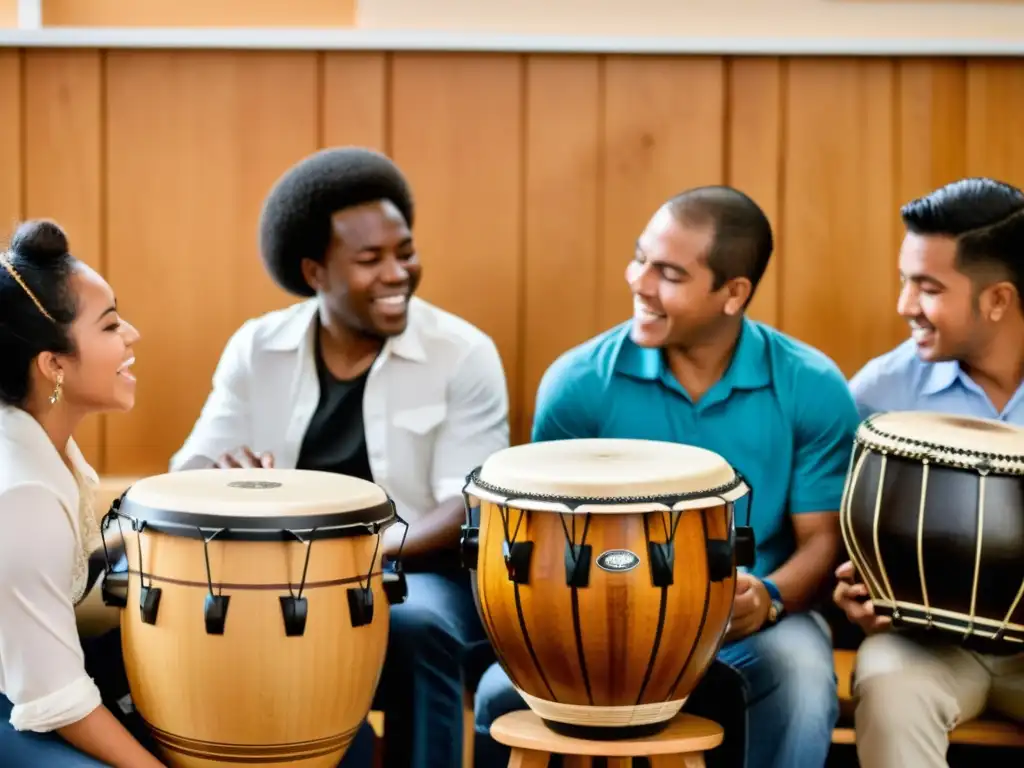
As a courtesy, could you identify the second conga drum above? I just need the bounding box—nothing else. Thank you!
[461,438,751,739]
[841,411,1024,652]
[101,468,404,767]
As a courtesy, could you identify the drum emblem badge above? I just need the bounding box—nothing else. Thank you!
[596,549,640,573]
[227,481,282,490]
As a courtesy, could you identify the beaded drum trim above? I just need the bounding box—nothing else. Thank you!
[854,415,1024,476]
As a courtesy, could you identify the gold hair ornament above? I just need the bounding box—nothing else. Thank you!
[0,251,55,322]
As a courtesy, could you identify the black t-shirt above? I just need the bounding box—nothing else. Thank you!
[295,335,374,483]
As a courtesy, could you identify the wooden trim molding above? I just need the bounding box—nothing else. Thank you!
[0,27,1020,55]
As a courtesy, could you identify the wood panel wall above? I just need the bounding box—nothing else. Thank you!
[1,49,1022,476]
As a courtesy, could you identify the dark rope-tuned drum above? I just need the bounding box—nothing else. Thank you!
[100,468,407,767]
[461,438,753,739]
[841,411,1024,652]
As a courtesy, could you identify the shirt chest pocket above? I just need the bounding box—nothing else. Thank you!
[392,403,447,436]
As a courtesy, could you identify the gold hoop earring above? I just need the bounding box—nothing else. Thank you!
[50,370,64,405]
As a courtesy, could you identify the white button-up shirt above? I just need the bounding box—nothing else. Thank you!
[0,406,104,732]
[170,297,510,548]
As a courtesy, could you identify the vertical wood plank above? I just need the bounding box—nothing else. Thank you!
[965,60,1024,184]
[522,55,602,439]
[321,52,389,151]
[781,59,902,378]
[389,53,525,441]
[898,59,967,204]
[602,56,726,329]
[0,50,21,240]
[23,50,105,469]
[105,51,319,475]
[728,57,784,328]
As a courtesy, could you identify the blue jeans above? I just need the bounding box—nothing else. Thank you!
[0,628,161,767]
[2,569,481,768]
[473,611,837,768]
[341,568,490,768]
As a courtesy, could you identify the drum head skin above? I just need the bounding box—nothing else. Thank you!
[469,438,746,514]
[858,411,1024,474]
[115,468,394,540]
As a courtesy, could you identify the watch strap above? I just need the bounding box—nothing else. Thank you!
[762,577,784,625]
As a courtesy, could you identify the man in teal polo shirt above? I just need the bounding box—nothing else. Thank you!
[473,185,860,768]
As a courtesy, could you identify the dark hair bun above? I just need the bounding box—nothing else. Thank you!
[10,219,69,261]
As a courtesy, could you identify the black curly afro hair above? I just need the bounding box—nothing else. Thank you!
[258,146,415,297]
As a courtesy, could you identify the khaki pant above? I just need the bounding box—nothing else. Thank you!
[852,631,1024,767]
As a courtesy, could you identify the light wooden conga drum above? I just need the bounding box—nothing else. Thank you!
[461,438,751,739]
[841,411,1024,652]
[100,468,404,767]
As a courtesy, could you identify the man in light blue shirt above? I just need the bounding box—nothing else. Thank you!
[473,186,861,768]
[835,177,1024,767]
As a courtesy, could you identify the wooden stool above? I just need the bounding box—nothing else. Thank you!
[489,710,724,768]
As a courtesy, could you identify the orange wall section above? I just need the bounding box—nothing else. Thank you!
[42,0,357,28]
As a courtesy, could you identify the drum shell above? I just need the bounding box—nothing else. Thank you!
[470,496,735,727]
[842,443,1024,650]
[119,527,388,767]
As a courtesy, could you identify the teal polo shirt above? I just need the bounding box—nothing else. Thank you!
[531,318,861,578]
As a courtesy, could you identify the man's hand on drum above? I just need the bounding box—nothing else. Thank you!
[213,446,275,469]
[833,559,890,635]
[725,572,772,641]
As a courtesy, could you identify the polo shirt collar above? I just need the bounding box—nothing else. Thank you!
[613,316,771,395]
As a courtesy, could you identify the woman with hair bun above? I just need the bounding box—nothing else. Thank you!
[0,220,160,766]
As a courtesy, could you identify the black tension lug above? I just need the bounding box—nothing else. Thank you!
[348,587,375,628]
[735,526,756,568]
[460,525,480,571]
[203,594,230,635]
[706,539,733,582]
[648,542,675,587]
[279,595,308,637]
[564,543,592,587]
[383,566,408,606]
[503,541,533,584]
[103,570,128,608]
[139,585,162,624]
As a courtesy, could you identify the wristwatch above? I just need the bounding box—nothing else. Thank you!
[762,578,785,625]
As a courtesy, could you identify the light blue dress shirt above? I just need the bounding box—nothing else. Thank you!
[849,337,1024,426]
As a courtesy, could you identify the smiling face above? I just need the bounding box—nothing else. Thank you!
[39,263,140,413]
[897,231,1011,363]
[301,199,421,339]
[626,205,750,349]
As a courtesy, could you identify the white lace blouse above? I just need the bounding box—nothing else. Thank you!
[0,405,105,732]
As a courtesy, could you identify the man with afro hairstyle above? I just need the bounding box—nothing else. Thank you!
[171,147,510,768]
